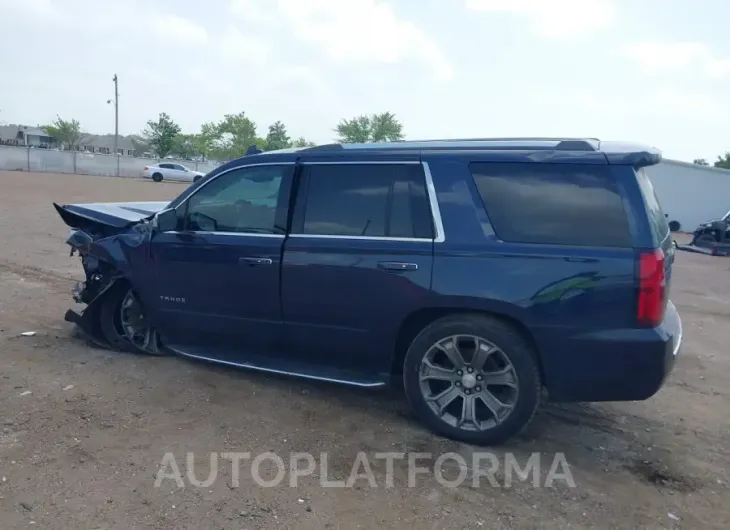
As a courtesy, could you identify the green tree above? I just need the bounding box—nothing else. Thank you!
[143,112,181,158]
[292,137,316,147]
[335,115,372,143]
[714,153,730,170]
[694,158,709,166]
[43,116,82,150]
[334,112,404,143]
[171,134,197,159]
[370,111,404,142]
[214,112,260,160]
[265,121,291,151]
[192,122,219,161]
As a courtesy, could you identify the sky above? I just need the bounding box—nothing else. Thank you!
[1,0,728,162]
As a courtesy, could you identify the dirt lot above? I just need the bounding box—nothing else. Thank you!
[0,171,728,529]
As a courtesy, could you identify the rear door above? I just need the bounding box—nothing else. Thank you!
[281,159,435,377]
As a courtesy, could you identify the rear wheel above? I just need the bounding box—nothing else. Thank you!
[193,175,202,183]
[152,172,163,182]
[403,314,541,445]
[99,283,162,355]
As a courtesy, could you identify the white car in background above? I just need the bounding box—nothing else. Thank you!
[141,163,205,183]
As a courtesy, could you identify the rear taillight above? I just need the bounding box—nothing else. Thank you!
[143,166,149,170]
[637,249,666,327]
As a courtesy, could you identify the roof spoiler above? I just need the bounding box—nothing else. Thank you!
[598,141,662,168]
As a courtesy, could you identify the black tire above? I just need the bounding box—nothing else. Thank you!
[98,283,163,355]
[152,172,163,182]
[668,220,681,232]
[403,314,541,446]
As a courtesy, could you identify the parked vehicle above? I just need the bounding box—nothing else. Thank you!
[690,209,730,245]
[142,162,205,183]
[53,138,682,445]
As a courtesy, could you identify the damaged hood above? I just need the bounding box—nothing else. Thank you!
[54,201,170,231]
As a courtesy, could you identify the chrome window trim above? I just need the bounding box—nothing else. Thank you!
[292,159,446,243]
[288,234,432,243]
[421,161,445,243]
[169,159,446,243]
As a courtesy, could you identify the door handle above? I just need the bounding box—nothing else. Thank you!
[239,257,273,266]
[377,261,418,272]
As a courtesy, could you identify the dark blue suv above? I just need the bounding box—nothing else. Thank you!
[54,138,682,445]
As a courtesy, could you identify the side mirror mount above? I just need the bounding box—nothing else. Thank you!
[153,208,178,232]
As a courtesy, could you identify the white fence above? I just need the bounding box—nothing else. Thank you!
[0,145,220,178]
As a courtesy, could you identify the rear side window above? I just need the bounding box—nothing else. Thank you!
[296,164,433,239]
[469,163,632,248]
[635,168,669,244]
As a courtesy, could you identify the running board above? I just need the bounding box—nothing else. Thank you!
[166,345,388,388]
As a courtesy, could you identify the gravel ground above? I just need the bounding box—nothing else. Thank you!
[0,171,728,529]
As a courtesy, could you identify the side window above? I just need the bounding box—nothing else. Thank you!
[182,165,288,234]
[469,163,632,248]
[297,164,433,239]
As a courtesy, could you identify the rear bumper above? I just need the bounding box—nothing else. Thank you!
[540,301,682,402]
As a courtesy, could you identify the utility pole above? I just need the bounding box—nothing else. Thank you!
[113,74,119,176]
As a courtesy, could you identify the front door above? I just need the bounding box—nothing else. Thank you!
[143,163,294,358]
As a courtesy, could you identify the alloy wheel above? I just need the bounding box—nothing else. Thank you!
[418,334,519,432]
[119,290,156,352]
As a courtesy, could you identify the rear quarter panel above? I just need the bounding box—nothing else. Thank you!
[424,155,641,398]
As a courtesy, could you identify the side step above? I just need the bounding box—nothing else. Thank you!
[166,344,388,388]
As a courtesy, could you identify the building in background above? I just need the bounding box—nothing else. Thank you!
[0,125,57,147]
[645,160,730,232]
[0,124,148,156]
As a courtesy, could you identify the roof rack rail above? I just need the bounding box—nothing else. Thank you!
[412,137,600,143]
[301,143,344,151]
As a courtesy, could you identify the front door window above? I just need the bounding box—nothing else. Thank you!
[182,165,288,235]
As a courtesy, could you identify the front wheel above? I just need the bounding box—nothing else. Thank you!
[403,314,541,445]
[98,283,163,355]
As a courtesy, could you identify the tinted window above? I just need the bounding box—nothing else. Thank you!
[636,168,669,243]
[470,163,632,247]
[299,164,433,238]
[183,165,287,234]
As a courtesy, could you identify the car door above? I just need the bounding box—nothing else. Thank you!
[281,159,436,378]
[143,162,294,360]
[158,163,174,179]
[174,164,192,181]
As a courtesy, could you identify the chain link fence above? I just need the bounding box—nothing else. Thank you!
[0,145,219,177]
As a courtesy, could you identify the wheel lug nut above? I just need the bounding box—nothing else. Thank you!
[457,370,463,376]
[465,389,471,395]
[475,386,481,392]
[455,382,461,387]
[476,375,483,381]
[467,367,474,373]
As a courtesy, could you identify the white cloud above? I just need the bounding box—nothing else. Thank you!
[231,0,453,81]
[230,0,276,23]
[538,86,728,122]
[221,28,269,64]
[620,42,730,79]
[151,15,208,45]
[465,0,616,39]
